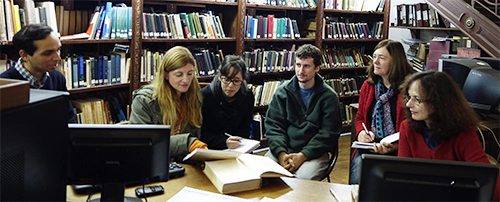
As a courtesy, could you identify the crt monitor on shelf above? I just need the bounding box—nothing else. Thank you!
[474,57,500,71]
[67,124,170,201]
[358,154,498,202]
[439,58,500,115]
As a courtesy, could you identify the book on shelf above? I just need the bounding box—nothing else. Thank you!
[4,0,14,41]
[72,96,125,124]
[395,2,450,28]
[351,132,400,150]
[250,0,315,8]
[324,75,368,97]
[61,54,129,89]
[72,98,109,124]
[183,148,293,194]
[0,54,8,73]
[12,4,21,32]
[0,0,7,41]
[142,11,226,40]
[245,15,300,39]
[36,1,58,35]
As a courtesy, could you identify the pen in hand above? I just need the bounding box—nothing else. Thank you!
[362,123,372,140]
[224,133,241,142]
[329,188,342,202]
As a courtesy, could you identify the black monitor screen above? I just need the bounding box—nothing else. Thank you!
[359,154,498,201]
[68,124,170,200]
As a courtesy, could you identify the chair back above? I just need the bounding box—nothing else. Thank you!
[321,143,339,182]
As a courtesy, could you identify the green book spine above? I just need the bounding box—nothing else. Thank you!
[110,7,117,39]
[187,13,197,39]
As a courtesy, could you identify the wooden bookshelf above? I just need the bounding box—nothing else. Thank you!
[1,0,389,126]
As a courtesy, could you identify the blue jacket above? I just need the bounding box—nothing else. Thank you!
[265,73,342,160]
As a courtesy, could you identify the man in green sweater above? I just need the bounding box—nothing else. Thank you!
[264,44,342,180]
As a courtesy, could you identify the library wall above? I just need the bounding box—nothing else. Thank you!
[0,0,389,127]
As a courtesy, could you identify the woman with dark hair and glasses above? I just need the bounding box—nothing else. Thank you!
[200,55,255,150]
[398,71,499,201]
[350,39,416,184]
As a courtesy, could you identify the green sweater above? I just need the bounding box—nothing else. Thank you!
[129,86,201,161]
[265,73,342,160]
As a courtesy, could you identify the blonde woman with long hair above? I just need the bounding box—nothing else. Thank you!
[129,46,207,160]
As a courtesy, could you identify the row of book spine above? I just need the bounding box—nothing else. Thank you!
[244,15,300,39]
[0,0,58,41]
[323,20,384,40]
[243,48,297,74]
[249,75,367,108]
[58,7,91,37]
[324,75,367,97]
[321,47,369,68]
[72,96,127,124]
[60,53,130,90]
[406,53,425,72]
[339,101,356,125]
[86,3,132,40]
[142,11,226,40]
[193,50,224,77]
[249,80,287,107]
[247,0,317,8]
[324,0,384,12]
[141,49,224,82]
[396,3,449,28]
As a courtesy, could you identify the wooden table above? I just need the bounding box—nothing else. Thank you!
[67,164,353,202]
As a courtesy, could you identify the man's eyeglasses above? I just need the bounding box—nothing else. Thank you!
[405,95,423,105]
[220,76,242,85]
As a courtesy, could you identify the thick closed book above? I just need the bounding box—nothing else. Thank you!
[198,151,293,194]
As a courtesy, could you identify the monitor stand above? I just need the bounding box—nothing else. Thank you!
[88,182,142,202]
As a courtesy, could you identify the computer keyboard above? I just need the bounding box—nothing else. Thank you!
[72,162,186,194]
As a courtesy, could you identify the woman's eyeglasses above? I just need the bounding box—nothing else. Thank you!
[220,76,242,85]
[405,95,423,105]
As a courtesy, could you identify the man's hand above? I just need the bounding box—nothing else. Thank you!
[226,136,243,149]
[278,152,291,170]
[282,152,307,173]
[373,142,398,154]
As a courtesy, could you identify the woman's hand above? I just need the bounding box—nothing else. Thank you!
[357,130,375,143]
[373,142,399,154]
[226,136,243,149]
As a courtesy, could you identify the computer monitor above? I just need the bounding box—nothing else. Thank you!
[474,57,500,70]
[358,154,498,201]
[67,124,170,201]
[1,89,69,201]
[440,58,500,115]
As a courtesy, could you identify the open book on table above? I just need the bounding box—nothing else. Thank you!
[351,132,400,150]
[183,149,293,194]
